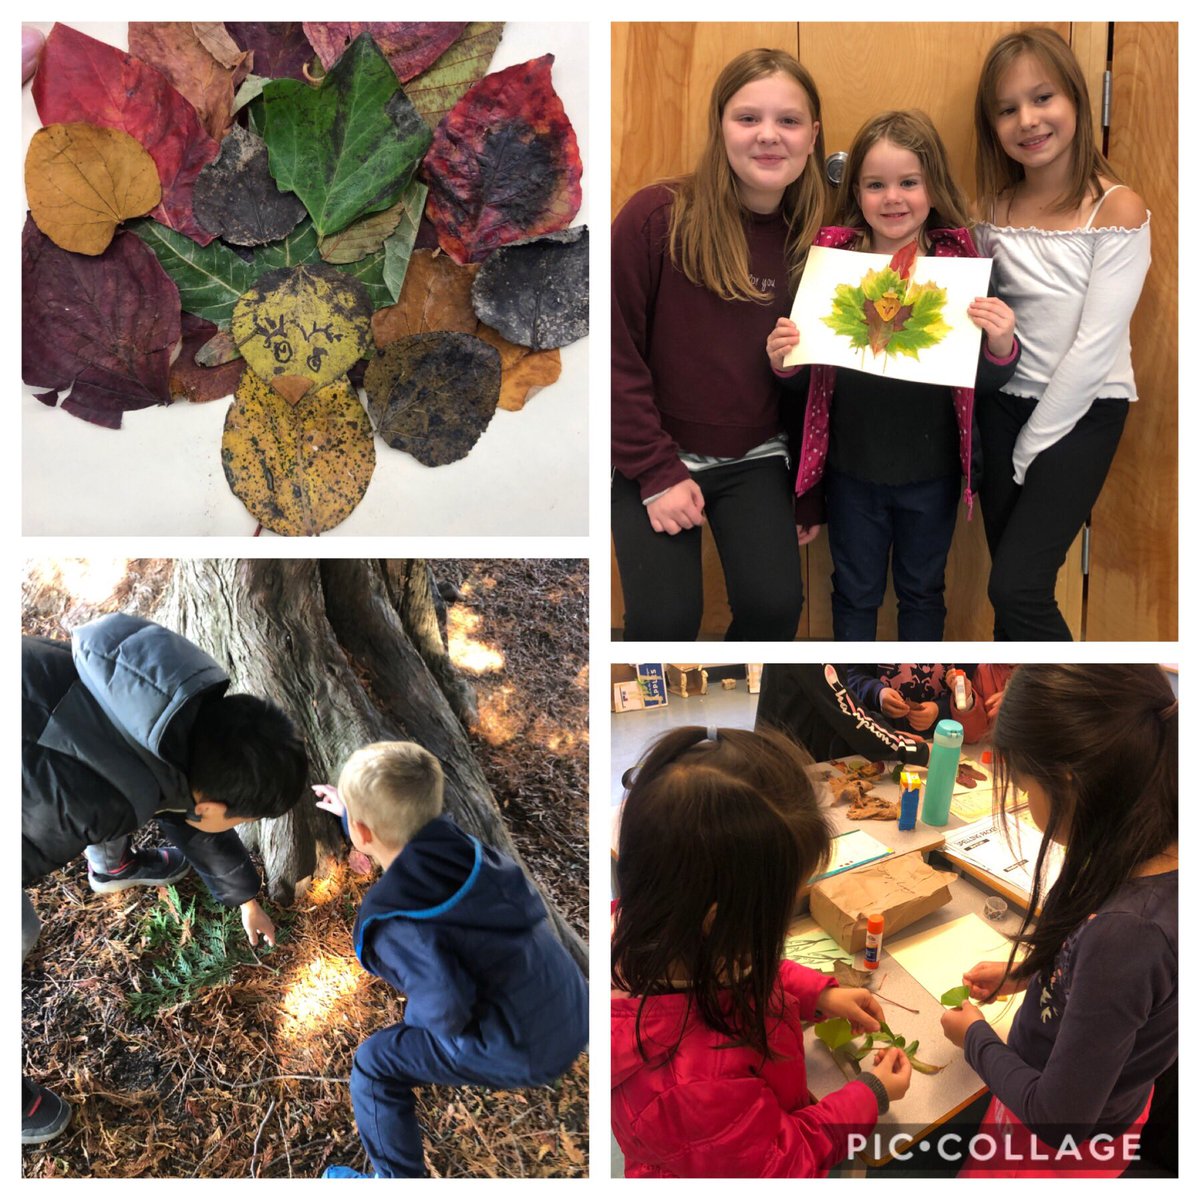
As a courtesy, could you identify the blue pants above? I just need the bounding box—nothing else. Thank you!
[351,1023,551,1178]
[826,469,960,641]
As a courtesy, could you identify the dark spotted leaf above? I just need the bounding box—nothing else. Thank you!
[303,22,466,83]
[225,23,317,81]
[424,54,581,264]
[193,125,306,246]
[222,368,375,536]
[364,332,500,466]
[406,22,505,129]
[32,23,219,245]
[22,214,180,428]
[471,226,589,349]
[231,262,374,403]
[259,33,433,239]
[170,314,243,403]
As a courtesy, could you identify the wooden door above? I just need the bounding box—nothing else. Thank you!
[1084,23,1178,639]
[611,22,1171,640]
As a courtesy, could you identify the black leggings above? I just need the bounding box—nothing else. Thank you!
[978,391,1128,640]
[611,458,803,641]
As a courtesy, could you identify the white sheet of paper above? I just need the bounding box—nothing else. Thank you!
[888,912,1022,1040]
[784,244,995,388]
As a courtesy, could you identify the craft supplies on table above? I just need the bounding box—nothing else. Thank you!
[810,828,893,882]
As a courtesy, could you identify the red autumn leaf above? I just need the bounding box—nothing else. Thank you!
[22,214,181,429]
[32,23,220,246]
[423,55,582,265]
[303,22,467,83]
[170,313,244,404]
[889,239,919,280]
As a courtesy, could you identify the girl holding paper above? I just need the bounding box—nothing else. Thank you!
[767,110,1019,641]
[611,49,826,640]
[972,28,1150,640]
[941,663,1177,1176]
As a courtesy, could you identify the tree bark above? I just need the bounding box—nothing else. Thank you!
[154,559,586,972]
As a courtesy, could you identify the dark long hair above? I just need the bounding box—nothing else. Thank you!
[612,726,832,1061]
[991,664,1177,992]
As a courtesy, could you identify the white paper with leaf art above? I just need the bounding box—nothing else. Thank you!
[783,245,995,388]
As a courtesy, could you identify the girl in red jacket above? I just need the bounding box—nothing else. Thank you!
[611,725,911,1177]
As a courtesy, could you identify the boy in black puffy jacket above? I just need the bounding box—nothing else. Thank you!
[314,742,588,1178]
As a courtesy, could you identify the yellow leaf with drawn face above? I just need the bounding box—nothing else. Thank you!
[230,262,372,402]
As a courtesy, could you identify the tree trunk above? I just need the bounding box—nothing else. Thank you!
[154,559,586,973]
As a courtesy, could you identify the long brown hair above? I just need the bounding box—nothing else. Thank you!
[832,110,971,251]
[974,26,1123,217]
[667,48,827,302]
[612,726,832,1062]
[990,664,1177,994]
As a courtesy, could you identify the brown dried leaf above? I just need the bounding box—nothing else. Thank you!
[371,250,479,345]
[221,368,375,536]
[318,199,406,265]
[475,323,561,412]
[128,22,251,141]
[25,123,160,256]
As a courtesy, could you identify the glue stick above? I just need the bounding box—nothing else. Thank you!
[952,669,969,711]
[898,770,920,831]
[864,913,884,970]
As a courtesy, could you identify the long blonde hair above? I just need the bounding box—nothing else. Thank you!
[667,49,827,303]
[833,110,971,252]
[975,26,1122,216]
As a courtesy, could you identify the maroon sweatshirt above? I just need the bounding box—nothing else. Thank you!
[611,184,794,500]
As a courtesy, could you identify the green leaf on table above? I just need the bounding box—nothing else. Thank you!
[259,32,432,239]
[941,985,971,1008]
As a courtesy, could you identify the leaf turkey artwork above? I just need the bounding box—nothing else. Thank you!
[784,244,993,389]
[23,21,588,537]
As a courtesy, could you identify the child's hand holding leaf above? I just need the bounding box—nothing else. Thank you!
[813,985,883,1034]
[962,960,1021,1002]
[940,998,986,1047]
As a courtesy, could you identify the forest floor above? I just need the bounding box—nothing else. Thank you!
[21,558,589,1179]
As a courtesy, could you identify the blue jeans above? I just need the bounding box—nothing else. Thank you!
[826,469,961,641]
[350,1023,565,1178]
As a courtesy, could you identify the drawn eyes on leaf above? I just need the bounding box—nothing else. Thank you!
[875,293,901,322]
[272,339,294,364]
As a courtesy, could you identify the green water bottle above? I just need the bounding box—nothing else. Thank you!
[920,719,963,827]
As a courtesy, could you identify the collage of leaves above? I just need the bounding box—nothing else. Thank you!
[21,22,589,536]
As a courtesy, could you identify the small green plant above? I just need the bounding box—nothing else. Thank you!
[127,884,276,1019]
[814,1017,945,1075]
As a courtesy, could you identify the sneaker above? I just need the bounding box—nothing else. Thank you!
[22,1081,71,1145]
[322,1166,373,1178]
[88,847,190,894]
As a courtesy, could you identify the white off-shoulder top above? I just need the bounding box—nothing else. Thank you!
[974,187,1151,484]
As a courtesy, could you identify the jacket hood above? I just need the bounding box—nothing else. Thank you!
[52,614,229,814]
[355,815,547,960]
[611,992,697,1087]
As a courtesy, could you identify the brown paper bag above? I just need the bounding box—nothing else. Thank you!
[810,854,955,952]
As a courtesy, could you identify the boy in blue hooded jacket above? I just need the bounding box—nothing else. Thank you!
[314,742,588,1178]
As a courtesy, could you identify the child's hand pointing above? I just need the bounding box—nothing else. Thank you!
[312,783,346,819]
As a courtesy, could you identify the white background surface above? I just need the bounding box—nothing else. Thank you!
[21,21,590,536]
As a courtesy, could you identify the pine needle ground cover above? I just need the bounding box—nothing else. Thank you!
[21,558,588,1178]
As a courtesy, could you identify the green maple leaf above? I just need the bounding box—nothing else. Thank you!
[822,282,870,348]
